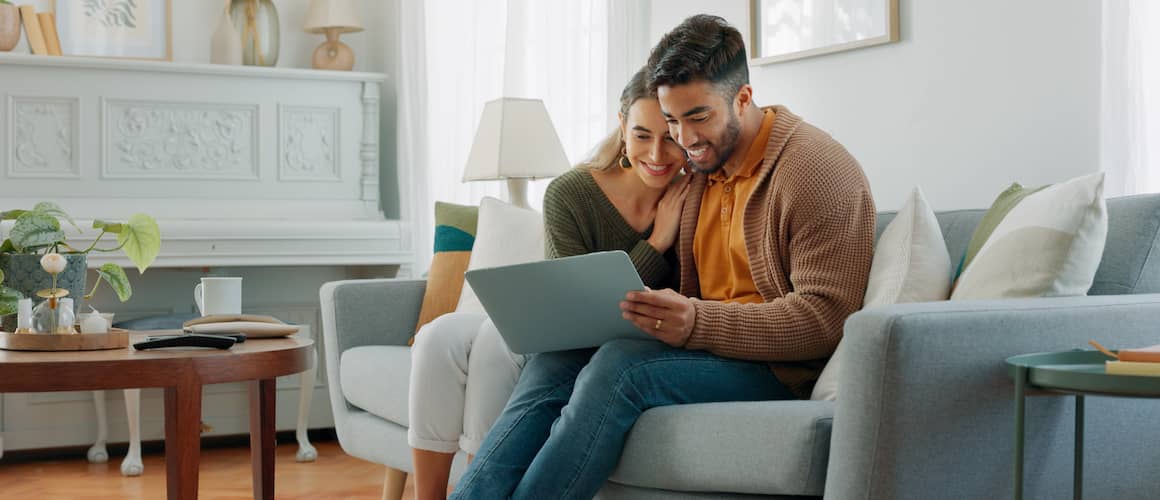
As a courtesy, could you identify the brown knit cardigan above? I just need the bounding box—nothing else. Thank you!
[678,105,876,398]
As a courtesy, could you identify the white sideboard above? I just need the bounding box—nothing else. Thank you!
[0,54,411,453]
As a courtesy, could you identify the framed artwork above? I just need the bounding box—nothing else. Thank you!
[750,0,898,65]
[55,0,172,61]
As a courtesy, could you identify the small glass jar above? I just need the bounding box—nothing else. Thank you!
[32,297,76,334]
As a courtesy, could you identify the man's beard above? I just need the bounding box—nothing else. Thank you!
[687,113,742,174]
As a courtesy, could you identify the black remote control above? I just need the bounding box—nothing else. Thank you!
[133,333,237,350]
[164,332,247,343]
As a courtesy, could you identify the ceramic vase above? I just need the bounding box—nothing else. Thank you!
[0,4,20,52]
[210,2,243,65]
[230,0,280,67]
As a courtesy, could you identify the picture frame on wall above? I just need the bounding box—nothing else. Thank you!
[55,0,172,61]
[750,0,899,65]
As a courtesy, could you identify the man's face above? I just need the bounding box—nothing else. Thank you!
[657,80,742,174]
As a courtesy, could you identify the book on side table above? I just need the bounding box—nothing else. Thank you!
[1103,343,1160,375]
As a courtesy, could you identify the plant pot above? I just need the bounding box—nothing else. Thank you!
[0,4,20,52]
[0,254,87,331]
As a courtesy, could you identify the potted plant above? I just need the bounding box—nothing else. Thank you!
[0,202,160,330]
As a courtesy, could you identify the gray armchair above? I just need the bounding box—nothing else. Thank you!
[321,194,1160,499]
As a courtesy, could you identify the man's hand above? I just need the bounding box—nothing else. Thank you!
[620,288,696,347]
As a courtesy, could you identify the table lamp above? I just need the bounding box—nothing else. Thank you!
[303,0,363,71]
[461,98,571,208]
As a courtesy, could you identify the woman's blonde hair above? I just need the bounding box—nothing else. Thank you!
[578,67,652,172]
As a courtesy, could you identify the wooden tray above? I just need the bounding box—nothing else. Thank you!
[0,328,130,351]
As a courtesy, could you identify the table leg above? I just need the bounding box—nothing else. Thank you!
[1075,395,1084,500]
[250,378,277,500]
[164,383,203,500]
[1014,365,1027,500]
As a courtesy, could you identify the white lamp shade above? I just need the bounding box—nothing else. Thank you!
[462,98,572,181]
[304,0,364,34]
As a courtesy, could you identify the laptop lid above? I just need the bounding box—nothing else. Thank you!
[464,251,655,354]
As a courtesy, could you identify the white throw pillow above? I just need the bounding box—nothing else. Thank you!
[951,172,1107,300]
[455,197,545,314]
[811,187,951,401]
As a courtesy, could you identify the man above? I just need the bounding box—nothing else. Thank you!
[451,14,875,500]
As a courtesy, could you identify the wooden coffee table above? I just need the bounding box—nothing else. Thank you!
[0,332,312,500]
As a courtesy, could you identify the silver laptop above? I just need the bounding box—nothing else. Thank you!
[464,251,656,354]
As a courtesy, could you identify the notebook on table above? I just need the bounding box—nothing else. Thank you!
[464,251,655,354]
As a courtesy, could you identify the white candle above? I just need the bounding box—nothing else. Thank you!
[81,312,109,334]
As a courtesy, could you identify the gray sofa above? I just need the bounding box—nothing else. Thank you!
[320,194,1160,499]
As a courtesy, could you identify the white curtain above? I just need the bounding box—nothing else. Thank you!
[1101,1,1160,196]
[399,0,652,273]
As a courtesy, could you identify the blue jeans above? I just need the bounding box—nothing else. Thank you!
[449,339,795,500]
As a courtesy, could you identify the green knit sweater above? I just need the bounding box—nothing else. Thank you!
[543,168,676,289]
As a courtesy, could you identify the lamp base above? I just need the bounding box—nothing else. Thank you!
[507,178,530,209]
[312,30,354,71]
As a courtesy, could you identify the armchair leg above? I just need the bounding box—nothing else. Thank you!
[381,466,407,500]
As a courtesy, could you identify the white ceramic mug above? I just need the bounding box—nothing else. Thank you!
[194,277,242,316]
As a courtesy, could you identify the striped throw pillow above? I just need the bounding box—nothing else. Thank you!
[412,202,479,341]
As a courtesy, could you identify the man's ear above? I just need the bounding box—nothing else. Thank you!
[734,84,754,115]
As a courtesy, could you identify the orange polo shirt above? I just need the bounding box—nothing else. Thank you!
[693,109,776,304]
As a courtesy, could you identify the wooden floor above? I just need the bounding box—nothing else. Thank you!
[0,439,412,499]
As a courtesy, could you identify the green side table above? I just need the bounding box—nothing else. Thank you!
[1006,350,1160,500]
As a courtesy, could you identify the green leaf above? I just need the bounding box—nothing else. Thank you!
[92,220,124,233]
[0,239,14,253]
[33,202,80,233]
[116,213,160,273]
[9,212,64,252]
[0,209,28,220]
[96,263,132,302]
[0,286,23,317]
[0,268,4,285]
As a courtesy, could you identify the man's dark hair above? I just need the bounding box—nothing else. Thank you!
[646,15,749,98]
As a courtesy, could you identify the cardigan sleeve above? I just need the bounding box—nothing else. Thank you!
[683,181,875,362]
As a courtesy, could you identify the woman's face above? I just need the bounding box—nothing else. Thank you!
[621,98,686,190]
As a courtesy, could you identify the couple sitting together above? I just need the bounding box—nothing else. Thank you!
[409,14,877,500]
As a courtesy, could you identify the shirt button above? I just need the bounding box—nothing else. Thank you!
[724,186,732,193]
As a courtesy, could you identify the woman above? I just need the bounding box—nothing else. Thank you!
[408,67,690,500]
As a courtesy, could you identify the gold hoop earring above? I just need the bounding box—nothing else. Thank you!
[619,147,632,169]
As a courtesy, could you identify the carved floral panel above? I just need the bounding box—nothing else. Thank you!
[103,100,258,179]
[279,106,340,181]
[9,97,80,178]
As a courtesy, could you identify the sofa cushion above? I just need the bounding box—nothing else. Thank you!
[952,173,1107,300]
[609,401,833,497]
[813,187,949,401]
[456,196,545,314]
[1089,194,1160,294]
[878,194,1160,297]
[340,345,411,426]
[414,201,479,342]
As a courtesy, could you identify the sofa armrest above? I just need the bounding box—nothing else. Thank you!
[320,278,426,352]
[319,278,425,440]
[825,293,1160,500]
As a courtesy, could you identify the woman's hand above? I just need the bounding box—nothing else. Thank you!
[647,175,692,253]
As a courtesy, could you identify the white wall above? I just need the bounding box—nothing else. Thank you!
[649,0,1102,211]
